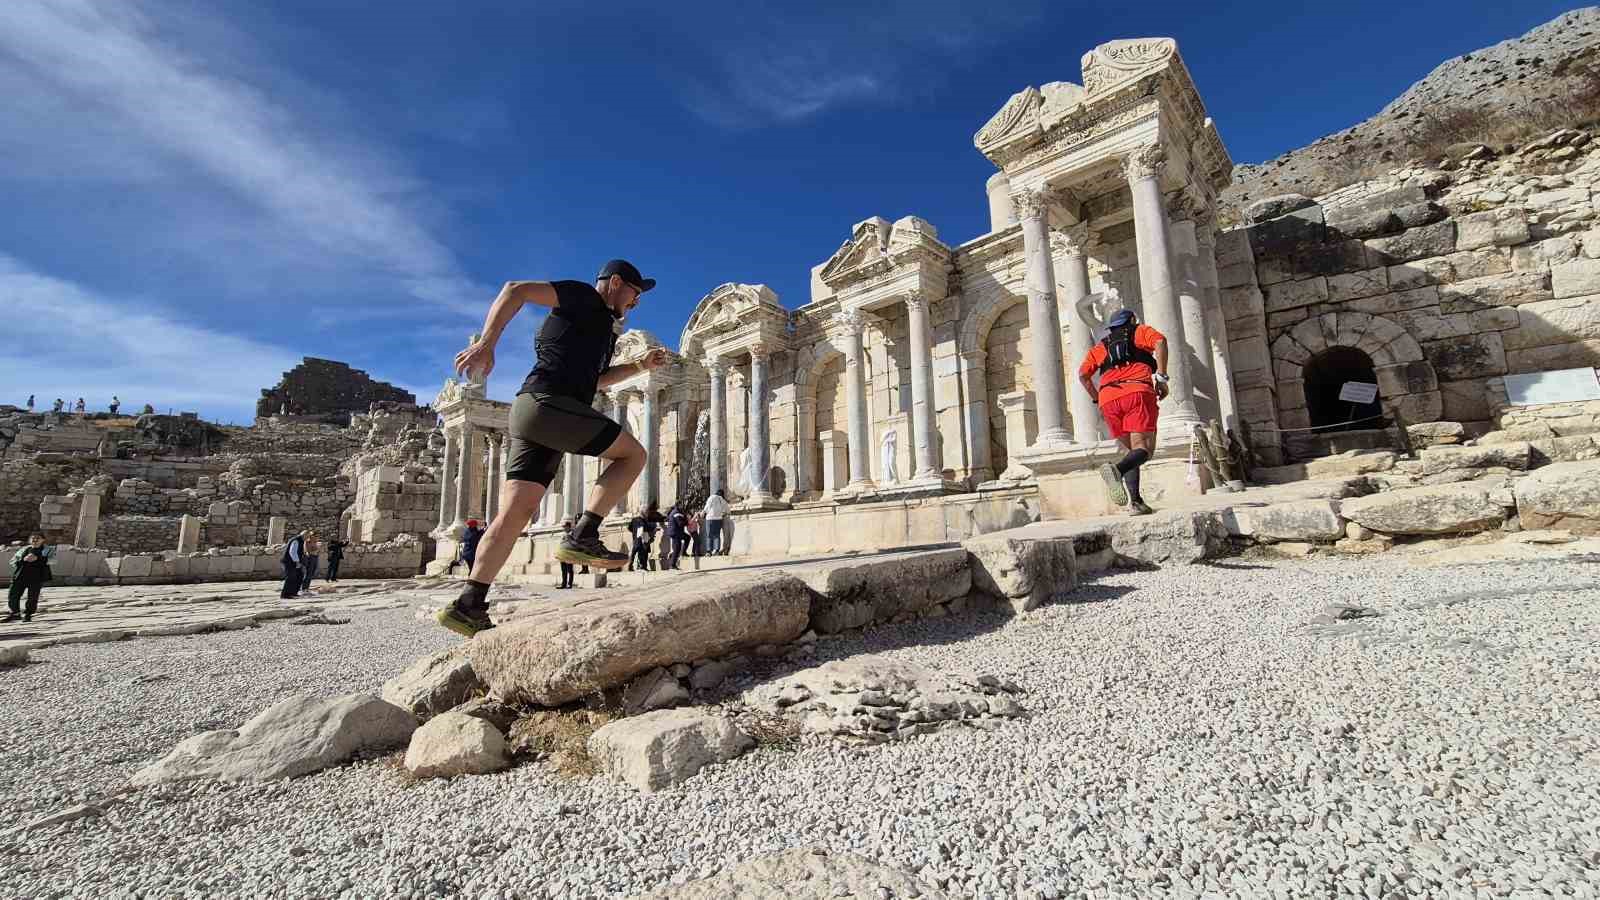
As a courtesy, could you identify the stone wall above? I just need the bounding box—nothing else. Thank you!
[1223,128,1600,464]
[1,535,428,587]
[256,357,417,422]
[97,515,188,555]
[347,464,442,542]
[0,459,75,543]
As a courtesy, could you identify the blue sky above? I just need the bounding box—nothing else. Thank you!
[1,0,1583,423]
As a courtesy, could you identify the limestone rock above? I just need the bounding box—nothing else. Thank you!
[1239,499,1345,543]
[1418,442,1536,477]
[632,847,949,899]
[131,694,416,786]
[1406,421,1465,448]
[403,711,511,779]
[381,649,482,720]
[962,532,1077,614]
[622,667,690,714]
[1514,459,1600,534]
[0,644,30,668]
[587,708,752,793]
[468,571,811,706]
[749,655,1024,745]
[688,660,731,692]
[1339,481,1510,536]
[1106,510,1231,565]
[452,696,518,733]
[1246,194,1315,223]
[1303,450,1397,479]
[801,548,971,634]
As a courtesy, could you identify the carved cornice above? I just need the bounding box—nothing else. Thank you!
[1122,142,1166,182]
[1081,38,1177,96]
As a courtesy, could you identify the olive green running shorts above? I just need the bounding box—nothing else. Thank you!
[504,392,622,487]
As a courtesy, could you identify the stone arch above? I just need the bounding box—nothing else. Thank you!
[956,288,1026,357]
[1269,310,1443,431]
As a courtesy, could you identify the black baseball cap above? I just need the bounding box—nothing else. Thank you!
[598,259,656,293]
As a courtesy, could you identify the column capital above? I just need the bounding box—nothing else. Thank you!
[704,357,728,376]
[903,290,929,313]
[1009,187,1051,220]
[1121,142,1166,182]
[1050,222,1091,257]
[748,345,771,364]
[830,309,867,336]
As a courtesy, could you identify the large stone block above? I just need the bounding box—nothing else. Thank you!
[1238,499,1345,543]
[1419,442,1534,476]
[382,649,483,720]
[1439,272,1553,313]
[1346,285,1442,316]
[1456,207,1531,251]
[962,532,1076,614]
[1262,277,1329,313]
[1293,239,1374,277]
[1339,481,1509,535]
[1328,267,1389,303]
[1247,203,1326,259]
[1514,460,1600,533]
[802,548,971,633]
[1503,296,1600,350]
[1506,340,1600,373]
[1324,185,1428,239]
[1440,378,1494,423]
[1423,332,1507,380]
[587,709,752,794]
[1104,510,1231,565]
[1220,284,1265,320]
[1552,259,1600,299]
[1366,221,1457,264]
[468,571,811,706]
[1375,361,1439,396]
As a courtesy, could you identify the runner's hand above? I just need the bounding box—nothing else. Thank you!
[1154,380,1170,400]
[454,340,496,381]
[640,348,669,370]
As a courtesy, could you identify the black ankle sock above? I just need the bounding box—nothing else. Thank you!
[459,579,490,610]
[1115,447,1150,476]
[575,511,603,539]
[1124,467,1143,503]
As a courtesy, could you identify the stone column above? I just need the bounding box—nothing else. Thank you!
[437,427,457,531]
[1196,222,1241,432]
[1124,143,1201,441]
[1057,224,1102,444]
[818,430,847,496]
[986,172,1017,233]
[484,434,502,524]
[177,514,200,553]
[904,291,942,480]
[835,312,875,490]
[564,452,585,519]
[641,387,659,509]
[707,359,727,499]
[1172,217,1218,422]
[1011,187,1071,445]
[957,349,993,484]
[453,424,474,526]
[608,393,630,515]
[75,492,101,549]
[747,349,772,500]
[795,397,817,498]
[266,515,286,545]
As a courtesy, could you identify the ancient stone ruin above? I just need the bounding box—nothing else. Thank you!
[255,357,417,424]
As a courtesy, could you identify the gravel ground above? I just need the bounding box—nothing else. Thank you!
[2,553,1598,900]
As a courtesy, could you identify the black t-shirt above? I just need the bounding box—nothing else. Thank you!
[520,280,621,404]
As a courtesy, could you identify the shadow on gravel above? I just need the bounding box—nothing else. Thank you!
[1062,581,1137,605]
[1193,559,1274,571]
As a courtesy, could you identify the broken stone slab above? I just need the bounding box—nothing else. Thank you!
[1236,499,1345,543]
[689,659,731,692]
[1104,510,1231,565]
[1514,459,1600,534]
[469,571,811,707]
[131,693,416,786]
[1312,603,1381,624]
[631,847,949,899]
[1406,421,1465,448]
[587,708,752,793]
[0,644,31,667]
[403,711,512,779]
[962,532,1076,614]
[1339,481,1511,536]
[799,548,971,634]
[1418,442,1535,477]
[622,667,690,714]
[1303,450,1398,480]
[747,655,1024,745]
[382,648,483,720]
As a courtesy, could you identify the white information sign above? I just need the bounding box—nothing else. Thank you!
[1338,381,1379,404]
[1504,368,1600,406]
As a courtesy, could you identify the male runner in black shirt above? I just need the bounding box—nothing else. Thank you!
[437,259,667,638]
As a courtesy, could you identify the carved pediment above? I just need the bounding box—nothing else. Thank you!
[818,217,891,285]
[974,86,1042,157]
[613,329,666,364]
[818,215,951,292]
[1080,38,1177,95]
[679,283,785,356]
[1037,81,1087,130]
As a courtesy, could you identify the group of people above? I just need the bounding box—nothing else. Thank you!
[430,257,1173,639]
[278,530,346,600]
[25,395,130,416]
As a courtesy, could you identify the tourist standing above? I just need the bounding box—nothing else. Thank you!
[280,531,308,599]
[74,398,85,416]
[1076,309,1169,516]
[325,538,345,582]
[703,490,729,555]
[557,519,576,588]
[109,396,120,416]
[688,508,703,558]
[5,534,53,623]
[457,519,484,575]
[25,395,34,412]
[436,260,666,638]
[301,532,321,595]
[52,398,63,413]
[665,503,688,569]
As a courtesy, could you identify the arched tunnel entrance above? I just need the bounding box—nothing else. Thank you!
[1303,346,1383,432]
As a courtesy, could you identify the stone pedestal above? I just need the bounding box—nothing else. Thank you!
[266,516,286,546]
[75,492,101,549]
[994,391,1037,483]
[176,514,200,553]
[819,430,848,497]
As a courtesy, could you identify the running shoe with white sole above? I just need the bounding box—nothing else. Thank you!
[556,533,630,570]
[435,600,494,638]
[1098,462,1129,507]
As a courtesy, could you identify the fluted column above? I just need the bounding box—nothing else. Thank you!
[1012,187,1071,445]
[1124,143,1201,441]
[1196,221,1241,432]
[641,387,659,508]
[452,424,474,526]
[904,291,941,480]
[707,359,727,498]
[1056,223,1101,444]
[437,426,457,530]
[747,349,772,500]
[484,433,502,523]
[835,311,874,490]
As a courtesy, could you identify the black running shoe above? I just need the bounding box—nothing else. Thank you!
[556,533,629,570]
[1128,500,1155,516]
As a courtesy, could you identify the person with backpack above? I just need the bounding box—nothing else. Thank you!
[280,530,308,599]
[5,534,53,623]
[324,538,345,582]
[456,519,484,575]
[664,503,689,570]
[1077,308,1170,516]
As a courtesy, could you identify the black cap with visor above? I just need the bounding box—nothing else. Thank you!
[598,259,656,293]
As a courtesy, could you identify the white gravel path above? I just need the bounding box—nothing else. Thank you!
[2,553,1597,900]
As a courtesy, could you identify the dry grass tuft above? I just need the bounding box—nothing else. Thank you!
[508,708,617,779]
[738,709,803,752]
[376,749,420,787]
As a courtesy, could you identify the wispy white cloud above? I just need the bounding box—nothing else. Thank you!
[0,0,484,315]
[0,254,300,423]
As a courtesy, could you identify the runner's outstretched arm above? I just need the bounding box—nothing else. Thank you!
[455,282,561,381]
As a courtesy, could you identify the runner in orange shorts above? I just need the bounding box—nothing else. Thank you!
[1076,309,1170,515]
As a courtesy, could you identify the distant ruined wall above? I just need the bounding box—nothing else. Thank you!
[256,357,417,422]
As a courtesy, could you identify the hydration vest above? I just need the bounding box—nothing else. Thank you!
[1097,323,1157,375]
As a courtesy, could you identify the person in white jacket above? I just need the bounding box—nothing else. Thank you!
[703,490,729,555]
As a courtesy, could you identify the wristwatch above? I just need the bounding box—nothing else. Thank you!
[1152,372,1170,384]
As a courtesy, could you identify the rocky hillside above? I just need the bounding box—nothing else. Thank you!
[1222,7,1600,222]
